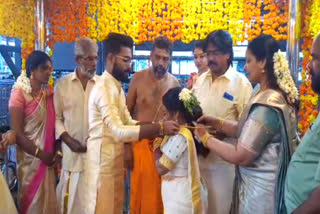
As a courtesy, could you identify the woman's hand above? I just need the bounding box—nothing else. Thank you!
[197,115,220,129]
[38,151,55,166]
[194,124,210,140]
[0,131,16,152]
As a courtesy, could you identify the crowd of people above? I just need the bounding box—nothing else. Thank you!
[0,29,320,214]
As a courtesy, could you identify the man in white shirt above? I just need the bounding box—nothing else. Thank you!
[54,37,98,214]
[192,30,252,214]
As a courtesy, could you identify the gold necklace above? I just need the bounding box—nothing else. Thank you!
[30,89,46,110]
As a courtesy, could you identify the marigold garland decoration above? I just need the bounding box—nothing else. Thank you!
[0,0,35,69]
[45,0,88,49]
[242,0,262,41]
[137,0,184,43]
[298,0,320,134]
[262,0,288,41]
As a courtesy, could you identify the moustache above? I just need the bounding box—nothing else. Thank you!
[155,65,166,73]
[208,61,217,67]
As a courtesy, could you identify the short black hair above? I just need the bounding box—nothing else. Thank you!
[103,32,134,56]
[193,40,206,52]
[26,50,52,78]
[205,30,233,66]
[151,36,173,55]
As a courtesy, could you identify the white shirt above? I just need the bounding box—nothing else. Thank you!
[192,66,252,169]
[54,71,98,172]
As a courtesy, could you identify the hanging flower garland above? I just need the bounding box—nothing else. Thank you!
[242,0,262,42]
[87,0,98,41]
[262,0,288,41]
[181,0,243,44]
[45,0,88,49]
[0,0,35,69]
[180,0,202,43]
[225,0,244,44]
[136,0,183,43]
[298,0,320,134]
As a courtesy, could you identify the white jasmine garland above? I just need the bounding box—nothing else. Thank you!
[178,88,200,115]
[179,88,192,101]
[13,70,32,94]
[273,50,299,103]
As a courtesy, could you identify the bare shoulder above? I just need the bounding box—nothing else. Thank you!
[132,68,150,83]
[167,73,180,87]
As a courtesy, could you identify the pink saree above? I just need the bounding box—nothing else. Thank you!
[9,88,60,214]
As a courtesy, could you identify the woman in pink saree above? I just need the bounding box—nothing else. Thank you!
[9,51,61,214]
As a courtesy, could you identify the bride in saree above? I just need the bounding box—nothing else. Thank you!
[9,51,61,214]
[154,87,208,214]
[195,35,299,214]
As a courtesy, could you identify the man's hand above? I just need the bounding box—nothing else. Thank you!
[60,132,86,153]
[163,121,180,136]
[124,143,134,170]
[66,138,87,153]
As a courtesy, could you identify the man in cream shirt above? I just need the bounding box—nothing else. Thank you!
[54,37,99,214]
[85,33,179,214]
[193,30,252,214]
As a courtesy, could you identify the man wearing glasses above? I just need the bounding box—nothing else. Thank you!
[85,33,179,214]
[125,36,179,214]
[54,37,99,214]
[192,30,252,214]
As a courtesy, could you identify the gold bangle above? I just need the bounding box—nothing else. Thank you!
[34,147,40,157]
[201,132,212,147]
[159,122,164,136]
[57,151,63,158]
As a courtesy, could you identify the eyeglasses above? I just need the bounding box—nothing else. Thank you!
[206,50,225,57]
[80,56,98,62]
[116,55,133,64]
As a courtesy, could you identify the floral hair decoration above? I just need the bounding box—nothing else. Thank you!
[13,70,32,94]
[178,88,200,115]
[273,50,299,104]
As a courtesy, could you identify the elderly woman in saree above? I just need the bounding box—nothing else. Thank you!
[195,35,298,214]
[9,51,61,214]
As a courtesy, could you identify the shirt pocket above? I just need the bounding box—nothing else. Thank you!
[218,98,236,118]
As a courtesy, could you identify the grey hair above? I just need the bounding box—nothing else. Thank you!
[74,37,98,56]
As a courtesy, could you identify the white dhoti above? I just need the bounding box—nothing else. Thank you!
[162,177,208,214]
[200,161,235,214]
[56,170,85,214]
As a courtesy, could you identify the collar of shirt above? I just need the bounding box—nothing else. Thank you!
[70,69,97,82]
[204,65,234,82]
[103,70,122,91]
